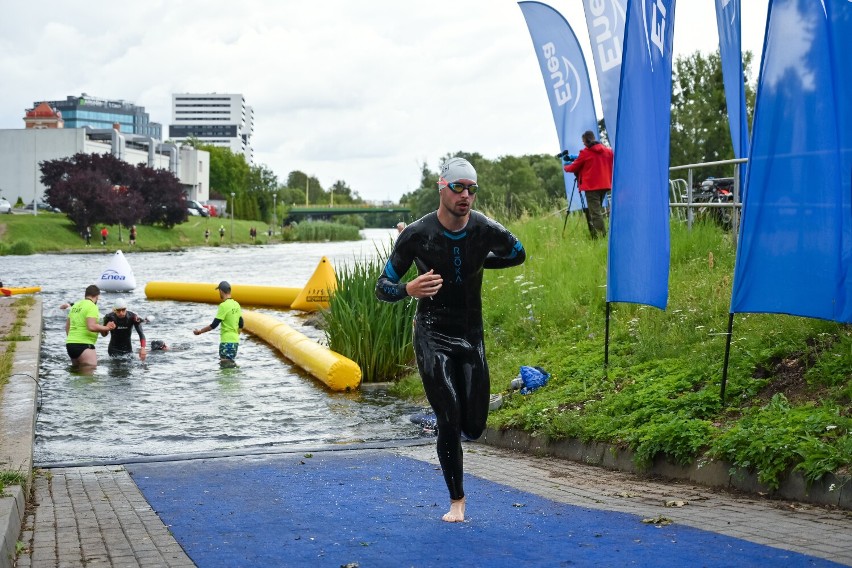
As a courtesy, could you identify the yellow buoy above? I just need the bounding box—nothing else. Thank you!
[0,286,41,297]
[290,256,337,312]
[241,310,361,391]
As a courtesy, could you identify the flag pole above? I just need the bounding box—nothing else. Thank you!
[720,312,735,405]
[604,301,611,371]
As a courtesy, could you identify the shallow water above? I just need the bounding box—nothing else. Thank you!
[3,229,427,465]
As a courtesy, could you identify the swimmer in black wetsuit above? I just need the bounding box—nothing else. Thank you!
[376,156,526,522]
[101,298,147,360]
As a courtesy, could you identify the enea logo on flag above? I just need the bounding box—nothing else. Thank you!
[540,42,583,110]
[586,0,624,72]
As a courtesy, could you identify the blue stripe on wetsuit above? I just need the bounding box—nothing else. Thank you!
[442,230,467,240]
[384,259,401,282]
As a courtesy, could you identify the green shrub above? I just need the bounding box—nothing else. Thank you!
[8,241,34,255]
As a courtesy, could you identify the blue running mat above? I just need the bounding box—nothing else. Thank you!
[128,451,843,567]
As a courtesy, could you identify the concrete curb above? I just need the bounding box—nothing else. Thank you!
[480,427,851,510]
[0,297,41,568]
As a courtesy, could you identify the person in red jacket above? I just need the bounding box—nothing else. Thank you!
[564,130,614,239]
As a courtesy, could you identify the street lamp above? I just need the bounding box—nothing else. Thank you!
[230,192,235,245]
[272,193,277,240]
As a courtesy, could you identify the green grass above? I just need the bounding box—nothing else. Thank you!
[330,211,852,489]
[0,213,360,254]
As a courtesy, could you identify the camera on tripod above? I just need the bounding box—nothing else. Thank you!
[555,150,578,164]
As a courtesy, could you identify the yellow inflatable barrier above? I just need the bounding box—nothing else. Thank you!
[145,257,337,312]
[145,281,300,308]
[242,310,361,391]
[0,286,41,297]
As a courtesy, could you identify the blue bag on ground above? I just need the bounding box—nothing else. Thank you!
[519,365,550,395]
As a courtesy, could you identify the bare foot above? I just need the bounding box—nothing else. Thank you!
[442,497,465,522]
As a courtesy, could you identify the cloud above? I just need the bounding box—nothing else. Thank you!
[0,0,768,202]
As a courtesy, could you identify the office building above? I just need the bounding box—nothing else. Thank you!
[169,93,254,163]
[0,126,209,206]
[38,94,162,139]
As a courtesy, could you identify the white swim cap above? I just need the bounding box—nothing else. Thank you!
[438,157,477,187]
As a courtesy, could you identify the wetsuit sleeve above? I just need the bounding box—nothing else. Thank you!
[375,233,416,303]
[484,221,526,269]
[132,314,146,348]
[100,313,112,336]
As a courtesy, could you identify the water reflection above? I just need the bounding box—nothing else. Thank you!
[3,230,426,465]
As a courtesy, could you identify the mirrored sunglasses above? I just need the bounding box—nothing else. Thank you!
[445,182,479,195]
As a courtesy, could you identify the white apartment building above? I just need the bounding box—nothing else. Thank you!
[0,128,210,206]
[169,93,254,164]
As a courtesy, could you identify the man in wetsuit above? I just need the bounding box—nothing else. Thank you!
[101,298,147,360]
[192,281,244,364]
[375,156,526,523]
[65,284,115,369]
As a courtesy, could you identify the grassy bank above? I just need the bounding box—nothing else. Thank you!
[0,296,34,496]
[0,213,359,254]
[327,212,851,490]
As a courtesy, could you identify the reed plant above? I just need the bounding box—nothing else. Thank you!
[282,221,360,242]
[324,245,417,383]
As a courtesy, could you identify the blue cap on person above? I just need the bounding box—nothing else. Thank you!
[215,281,231,293]
[439,157,477,188]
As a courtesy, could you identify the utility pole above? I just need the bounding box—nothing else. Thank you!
[230,192,235,245]
[305,177,309,206]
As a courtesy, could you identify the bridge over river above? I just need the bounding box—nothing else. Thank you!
[285,204,410,222]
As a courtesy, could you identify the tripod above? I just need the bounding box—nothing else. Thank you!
[562,177,592,237]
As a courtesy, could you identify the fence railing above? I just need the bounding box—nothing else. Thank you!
[669,157,748,244]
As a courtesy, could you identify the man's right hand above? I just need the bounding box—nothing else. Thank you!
[405,269,443,299]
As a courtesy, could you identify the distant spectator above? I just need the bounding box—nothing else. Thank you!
[218,225,226,243]
[100,227,109,246]
[205,228,210,244]
[83,226,92,247]
[129,225,137,246]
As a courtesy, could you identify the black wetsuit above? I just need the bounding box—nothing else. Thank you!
[102,311,146,356]
[376,210,525,500]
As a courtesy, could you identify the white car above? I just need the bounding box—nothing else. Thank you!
[0,197,12,214]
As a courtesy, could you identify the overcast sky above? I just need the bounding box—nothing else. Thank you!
[0,1,769,202]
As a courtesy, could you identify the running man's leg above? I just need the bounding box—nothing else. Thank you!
[414,328,467,521]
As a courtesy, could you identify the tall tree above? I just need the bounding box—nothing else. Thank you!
[670,50,756,179]
[42,152,186,229]
[198,144,251,198]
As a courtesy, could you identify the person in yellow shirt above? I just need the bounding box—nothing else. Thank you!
[193,281,243,364]
[65,285,115,368]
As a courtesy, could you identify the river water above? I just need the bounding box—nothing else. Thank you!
[3,229,427,466]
